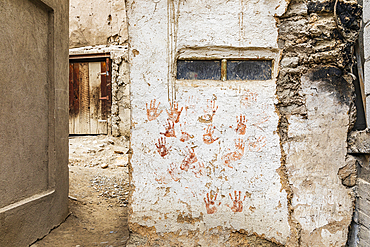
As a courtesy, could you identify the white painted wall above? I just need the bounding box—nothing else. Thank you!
[128,0,291,244]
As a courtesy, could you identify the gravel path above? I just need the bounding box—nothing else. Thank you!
[31,136,130,247]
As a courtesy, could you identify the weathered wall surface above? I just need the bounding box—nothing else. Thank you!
[277,0,362,246]
[0,0,69,246]
[69,0,128,48]
[127,0,363,246]
[127,0,291,246]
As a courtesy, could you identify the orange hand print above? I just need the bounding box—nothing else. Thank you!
[154,172,168,184]
[166,101,183,123]
[235,115,247,135]
[180,147,198,171]
[222,139,245,168]
[193,162,206,178]
[179,123,192,142]
[199,100,218,123]
[160,120,176,137]
[227,191,246,213]
[146,99,163,121]
[241,90,258,108]
[203,125,219,144]
[204,192,221,214]
[168,163,181,182]
[252,112,270,129]
[185,95,198,115]
[247,136,266,152]
[155,137,170,157]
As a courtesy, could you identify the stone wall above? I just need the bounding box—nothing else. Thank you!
[277,0,362,246]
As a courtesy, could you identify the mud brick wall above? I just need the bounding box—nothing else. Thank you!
[126,0,363,246]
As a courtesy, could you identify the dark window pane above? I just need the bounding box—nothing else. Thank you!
[177,60,221,80]
[227,60,272,80]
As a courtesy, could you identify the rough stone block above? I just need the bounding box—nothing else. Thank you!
[359,210,370,229]
[365,61,370,96]
[364,0,370,24]
[358,178,370,195]
[367,97,370,127]
[348,130,370,154]
[363,24,370,61]
[356,155,370,182]
[338,155,358,187]
[358,225,370,246]
[119,108,130,137]
[283,1,308,18]
[281,56,299,68]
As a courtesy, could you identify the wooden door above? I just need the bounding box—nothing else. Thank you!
[0,0,69,246]
[69,58,111,135]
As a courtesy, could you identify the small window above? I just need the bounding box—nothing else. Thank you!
[177,60,221,80]
[176,59,272,81]
[227,60,272,80]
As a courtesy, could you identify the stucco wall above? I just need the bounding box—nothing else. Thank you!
[0,0,69,246]
[127,0,362,246]
[127,0,292,246]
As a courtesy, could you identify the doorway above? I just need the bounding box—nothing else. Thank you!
[69,53,112,135]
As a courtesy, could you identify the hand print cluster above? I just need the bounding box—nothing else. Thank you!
[148,100,185,157]
[204,190,248,214]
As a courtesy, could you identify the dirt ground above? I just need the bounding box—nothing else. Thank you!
[30,135,130,247]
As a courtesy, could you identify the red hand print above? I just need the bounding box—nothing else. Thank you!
[203,125,219,144]
[168,163,181,182]
[227,191,246,213]
[235,115,247,135]
[180,147,198,171]
[166,101,183,123]
[199,100,218,123]
[155,137,170,157]
[154,172,168,184]
[179,123,192,142]
[222,139,245,168]
[160,120,176,137]
[146,99,163,121]
[193,162,206,178]
[241,90,258,108]
[235,138,245,154]
[204,192,221,214]
[247,136,266,152]
[185,95,198,115]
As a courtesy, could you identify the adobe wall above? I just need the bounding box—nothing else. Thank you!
[127,0,363,246]
[0,0,69,246]
[69,0,128,48]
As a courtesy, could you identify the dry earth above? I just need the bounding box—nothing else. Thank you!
[31,135,130,247]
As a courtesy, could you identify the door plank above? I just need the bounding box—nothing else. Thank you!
[89,62,101,134]
[106,58,112,117]
[69,63,74,134]
[72,63,80,134]
[99,61,108,134]
[78,62,90,134]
